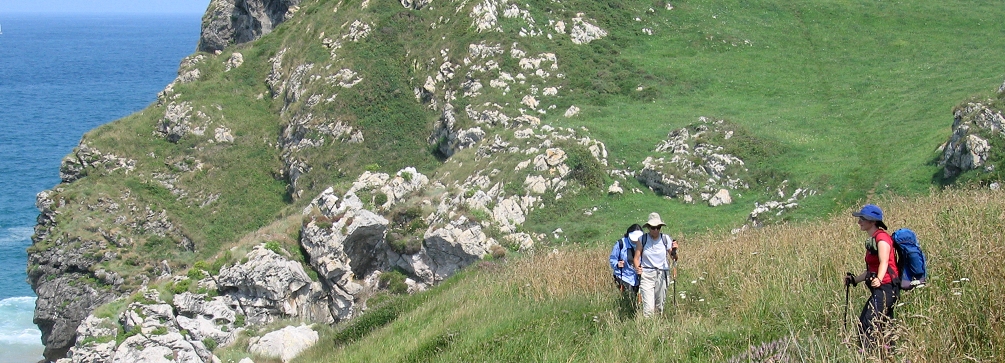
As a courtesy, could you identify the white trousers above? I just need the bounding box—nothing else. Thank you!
[639,268,667,317]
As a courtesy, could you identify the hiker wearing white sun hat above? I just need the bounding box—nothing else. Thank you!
[633,212,678,317]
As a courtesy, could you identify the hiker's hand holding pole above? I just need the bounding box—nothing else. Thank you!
[844,272,857,287]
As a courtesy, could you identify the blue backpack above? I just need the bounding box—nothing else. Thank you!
[891,228,927,290]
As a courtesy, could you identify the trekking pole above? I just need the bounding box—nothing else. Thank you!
[843,273,852,331]
[617,263,624,292]
[672,260,678,307]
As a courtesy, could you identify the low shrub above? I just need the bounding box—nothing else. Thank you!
[379,270,409,294]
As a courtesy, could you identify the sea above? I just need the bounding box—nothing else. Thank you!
[0,13,201,362]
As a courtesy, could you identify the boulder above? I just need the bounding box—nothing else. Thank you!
[249,325,319,363]
[608,181,624,194]
[173,292,240,346]
[524,175,548,194]
[412,221,491,281]
[939,101,1004,178]
[224,52,244,71]
[217,245,332,324]
[708,189,732,207]
[570,15,608,44]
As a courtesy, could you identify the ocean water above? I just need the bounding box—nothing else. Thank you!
[0,14,201,362]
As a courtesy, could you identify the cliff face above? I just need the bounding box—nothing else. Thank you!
[197,0,302,53]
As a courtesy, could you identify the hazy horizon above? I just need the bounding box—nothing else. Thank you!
[0,0,210,15]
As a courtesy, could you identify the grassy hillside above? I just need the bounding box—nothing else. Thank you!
[36,0,1005,360]
[273,186,1004,362]
[541,0,1005,233]
[43,0,1005,270]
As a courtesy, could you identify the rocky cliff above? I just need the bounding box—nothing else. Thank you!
[197,0,302,53]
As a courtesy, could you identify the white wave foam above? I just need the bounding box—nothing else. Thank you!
[0,227,34,245]
[0,296,35,307]
[0,297,43,346]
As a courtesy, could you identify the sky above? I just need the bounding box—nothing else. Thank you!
[0,0,211,14]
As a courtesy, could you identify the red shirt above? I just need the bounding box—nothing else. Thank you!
[865,229,899,284]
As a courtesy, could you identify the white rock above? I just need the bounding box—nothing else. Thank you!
[471,1,500,32]
[545,148,567,167]
[608,181,624,194]
[708,189,732,207]
[564,105,580,117]
[214,127,234,143]
[493,197,526,233]
[521,95,539,109]
[570,15,608,44]
[249,325,319,363]
[503,233,535,251]
[524,175,548,194]
[224,52,244,71]
[112,332,213,363]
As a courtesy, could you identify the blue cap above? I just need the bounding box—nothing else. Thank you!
[852,204,883,221]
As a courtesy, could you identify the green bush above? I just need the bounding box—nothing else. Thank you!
[562,144,606,190]
[490,245,506,259]
[374,192,389,206]
[264,241,283,254]
[171,279,192,294]
[387,232,423,255]
[186,268,206,280]
[378,270,409,294]
[202,337,218,351]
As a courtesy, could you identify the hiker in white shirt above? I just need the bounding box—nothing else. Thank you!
[633,212,678,317]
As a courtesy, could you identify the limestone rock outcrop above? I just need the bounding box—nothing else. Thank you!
[636,117,749,202]
[939,100,1004,178]
[217,245,333,324]
[198,0,302,53]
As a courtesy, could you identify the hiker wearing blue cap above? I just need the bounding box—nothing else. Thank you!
[633,212,678,317]
[844,204,899,351]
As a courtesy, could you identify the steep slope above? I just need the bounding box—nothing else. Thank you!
[27,0,1005,361]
